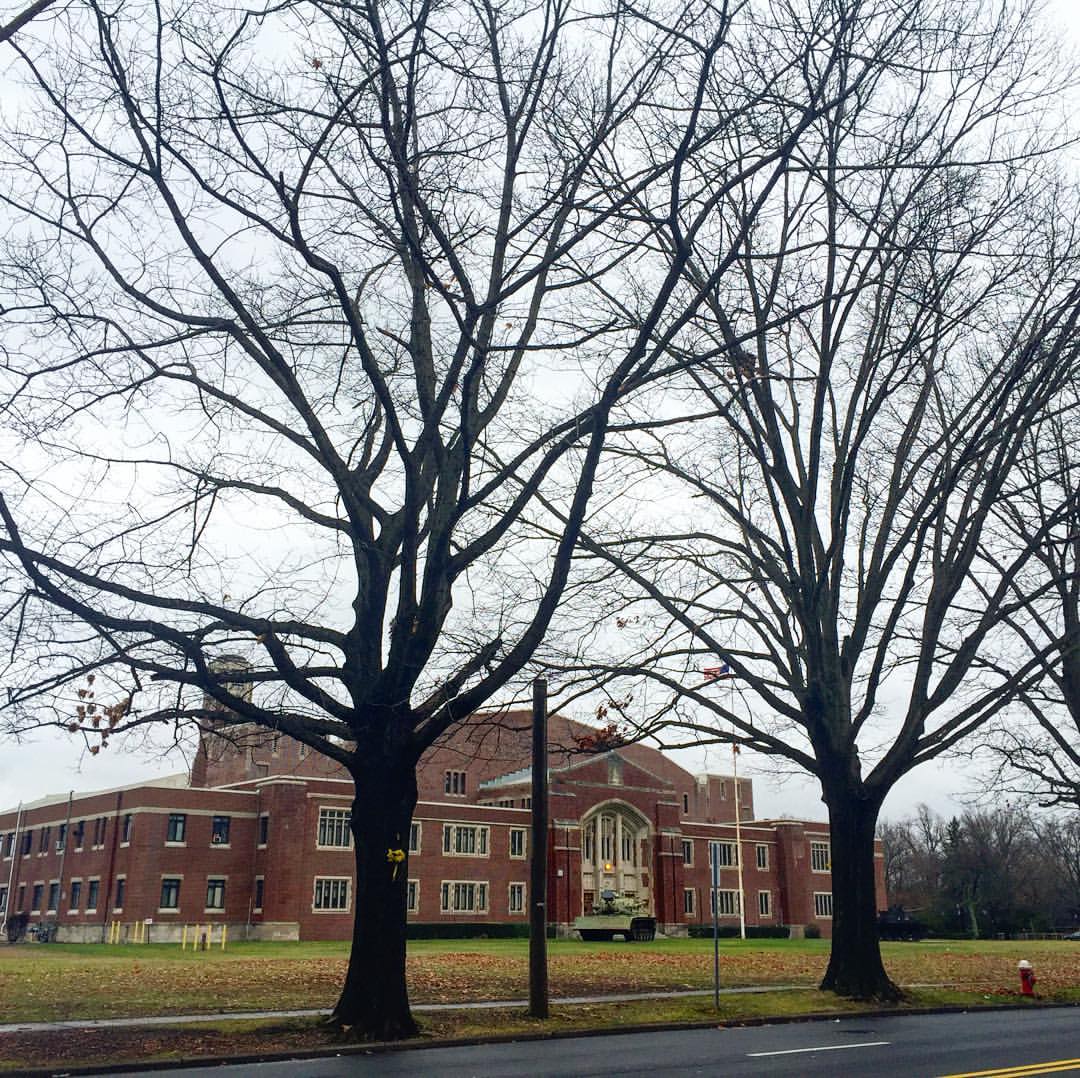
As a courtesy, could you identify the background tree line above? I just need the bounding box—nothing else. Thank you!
[879,805,1080,938]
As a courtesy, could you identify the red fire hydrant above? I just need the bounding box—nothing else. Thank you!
[1018,959,1036,996]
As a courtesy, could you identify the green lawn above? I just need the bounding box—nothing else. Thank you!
[1,939,1077,1074]
[0,937,1076,1025]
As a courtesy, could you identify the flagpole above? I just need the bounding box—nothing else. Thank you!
[733,744,746,940]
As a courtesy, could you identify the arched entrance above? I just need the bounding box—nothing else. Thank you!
[580,803,651,913]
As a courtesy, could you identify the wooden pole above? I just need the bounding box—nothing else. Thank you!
[528,676,549,1019]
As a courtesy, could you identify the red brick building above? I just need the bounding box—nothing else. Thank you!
[0,711,885,941]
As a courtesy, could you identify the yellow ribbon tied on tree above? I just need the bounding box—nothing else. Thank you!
[386,848,406,879]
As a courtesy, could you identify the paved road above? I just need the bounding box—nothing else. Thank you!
[99,1007,1080,1077]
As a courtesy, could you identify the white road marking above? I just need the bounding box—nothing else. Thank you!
[747,1041,891,1057]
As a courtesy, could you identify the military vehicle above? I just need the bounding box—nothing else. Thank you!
[573,890,657,941]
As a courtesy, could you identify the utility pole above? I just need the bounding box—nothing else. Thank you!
[529,676,549,1019]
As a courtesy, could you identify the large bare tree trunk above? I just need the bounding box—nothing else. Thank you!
[819,788,898,1001]
[330,757,419,1039]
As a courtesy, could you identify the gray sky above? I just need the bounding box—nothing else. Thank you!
[1,0,1078,825]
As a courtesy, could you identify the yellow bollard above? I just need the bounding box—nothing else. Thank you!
[221,923,227,950]
[181,924,187,950]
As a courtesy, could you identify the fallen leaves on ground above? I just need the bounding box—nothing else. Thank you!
[0,940,1077,1025]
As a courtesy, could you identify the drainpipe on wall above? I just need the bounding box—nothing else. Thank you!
[53,791,74,937]
[100,791,123,943]
[246,786,261,941]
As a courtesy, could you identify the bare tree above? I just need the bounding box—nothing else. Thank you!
[0,0,877,1039]
[982,409,1080,808]
[549,0,1080,999]
[0,0,61,44]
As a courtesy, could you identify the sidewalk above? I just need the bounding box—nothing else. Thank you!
[0,984,817,1035]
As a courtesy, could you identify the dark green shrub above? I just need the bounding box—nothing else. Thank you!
[406,922,531,940]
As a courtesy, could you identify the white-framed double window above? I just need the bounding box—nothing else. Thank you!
[709,841,738,868]
[317,808,352,849]
[755,844,769,870]
[407,879,420,914]
[205,877,226,911]
[683,887,696,915]
[508,882,526,914]
[313,877,350,912]
[440,880,488,913]
[758,890,772,917]
[814,892,833,918]
[810,840,831,872]
[509,828,527,859]
[443,824,489,856]
[710,888,741,917]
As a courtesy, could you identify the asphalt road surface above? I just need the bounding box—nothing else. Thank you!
[93,1007,1080,1077]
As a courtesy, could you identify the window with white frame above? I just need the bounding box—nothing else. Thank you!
[409,822,421,854]
[166,814,186,844]
[810,841,831,872]
[159,877,181,910]
[758,890,771,917]
[317,808,352,848]
[86,878,99,911]
[47,881,59,912]
[206,877,226,910]
[407,879,419,914]
[709,841,738,868]
[0,885,6,914]
[710,889,741,916]
[755,844,769,870]
[682,839,693,866]
[313,877,350,911]
[440,881,488,913]
[508,882,525,914]
[509,828,526,859]
[814,892,833,918]
[442,823,489,856]
[683,887,696,915]
[253,876,264,912]
[444,770,467,796]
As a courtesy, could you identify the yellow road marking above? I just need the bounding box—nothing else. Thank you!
[939,1060,1080,1078]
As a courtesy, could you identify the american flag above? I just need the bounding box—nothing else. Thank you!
[703,662,736,681]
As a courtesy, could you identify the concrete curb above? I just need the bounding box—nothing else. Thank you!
[7,999,1078,1077]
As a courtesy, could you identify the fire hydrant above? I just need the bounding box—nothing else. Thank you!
[1018,959,1036,996]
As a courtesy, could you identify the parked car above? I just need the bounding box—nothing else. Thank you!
[1064,929,1080,941]
[878,905,927,941]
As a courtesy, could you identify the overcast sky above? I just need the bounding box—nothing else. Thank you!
[1,0,1079,825]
